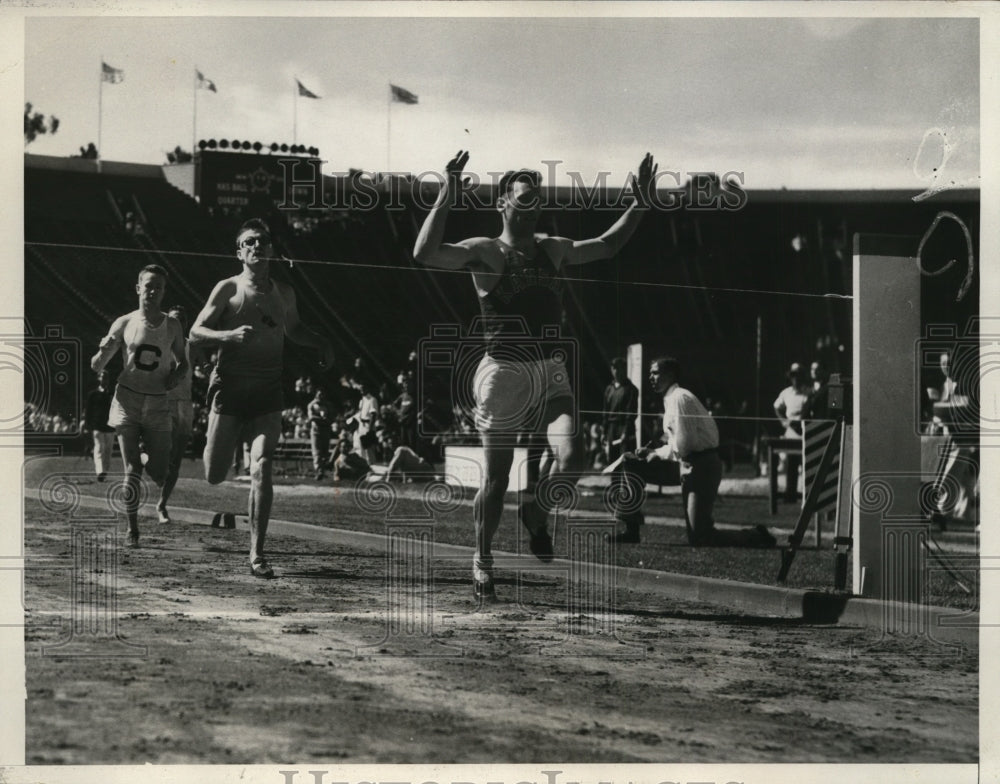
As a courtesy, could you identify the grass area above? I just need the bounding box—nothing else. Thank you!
[23,454,979,610]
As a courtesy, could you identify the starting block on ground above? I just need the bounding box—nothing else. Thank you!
[211,512,237,529]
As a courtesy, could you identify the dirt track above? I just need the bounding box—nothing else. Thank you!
[23,498,977,764]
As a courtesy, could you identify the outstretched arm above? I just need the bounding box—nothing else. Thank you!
[413,150,484,270]
[91,316,127,372]
[556,153,658,267]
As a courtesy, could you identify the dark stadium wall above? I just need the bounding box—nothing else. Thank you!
[24,155,979,443]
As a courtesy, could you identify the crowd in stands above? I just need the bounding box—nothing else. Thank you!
[273,348,447,481]
[24,403,78,434]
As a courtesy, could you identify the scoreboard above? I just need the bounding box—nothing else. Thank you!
[196,150,322,211]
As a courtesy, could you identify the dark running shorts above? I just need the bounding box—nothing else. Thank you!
[207,375,284,421]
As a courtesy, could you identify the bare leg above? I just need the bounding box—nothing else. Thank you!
[386,447,403,481]
[517,437,547,534]
[116,426,144,541]
[142,429,173,487]
[204,411,244,485]
[474,433,514,584]
[539,397,586,513]
[246,412,282,573]
[158,427,190,521]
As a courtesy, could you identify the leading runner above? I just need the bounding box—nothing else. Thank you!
[413,150,657,600]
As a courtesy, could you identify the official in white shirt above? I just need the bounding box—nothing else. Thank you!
[610,357,774,547]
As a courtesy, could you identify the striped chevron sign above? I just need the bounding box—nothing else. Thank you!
[803,420,840,513]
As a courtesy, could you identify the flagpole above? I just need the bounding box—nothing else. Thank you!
[293,79,298,146]
[97,56,103,171]
[386,84,391,172]
[192,68,198,157]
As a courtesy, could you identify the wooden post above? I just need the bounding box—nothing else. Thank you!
[852,235,923,599]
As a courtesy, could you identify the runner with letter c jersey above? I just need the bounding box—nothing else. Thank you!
[111,312,179,394]
[91,264,188,547]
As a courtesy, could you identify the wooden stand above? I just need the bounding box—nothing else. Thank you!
[777,419,845,584]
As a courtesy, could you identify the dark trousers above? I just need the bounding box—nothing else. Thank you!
[783,453,801,501]
[311,432,330,473]
[613,451,761,546]
[604,421,635,464]
[681,451,722,545]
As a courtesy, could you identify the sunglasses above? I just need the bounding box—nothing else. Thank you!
[240,234,271,249]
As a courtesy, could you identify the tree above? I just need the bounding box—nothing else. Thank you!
[24,103,59,145]
[165,146,193,164]
[74,143,98,160]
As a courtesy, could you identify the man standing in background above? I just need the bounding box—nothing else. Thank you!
[84,369,115,482]
[603,357,639,464]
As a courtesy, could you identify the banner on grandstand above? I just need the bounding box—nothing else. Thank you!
[803,419,840,514]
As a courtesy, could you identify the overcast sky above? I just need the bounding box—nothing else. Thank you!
[20,11,982,190]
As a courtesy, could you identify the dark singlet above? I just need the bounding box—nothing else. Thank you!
[478,240,565,358]
[215,277,287,382]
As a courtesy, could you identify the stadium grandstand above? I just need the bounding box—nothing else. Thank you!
[23,147,979,461]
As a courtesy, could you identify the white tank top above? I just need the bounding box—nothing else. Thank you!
[116,311,175,395]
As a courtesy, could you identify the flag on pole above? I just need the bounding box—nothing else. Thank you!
[101,61,124,84]
[196,69,217,93]
[389,84,418,105]
[296,79,320,99]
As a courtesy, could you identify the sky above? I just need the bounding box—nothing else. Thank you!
[21,9,981,190]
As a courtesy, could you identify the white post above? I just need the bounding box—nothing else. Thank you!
[754,314,762,473]
[626,343,643,447]
[852,234,924,602]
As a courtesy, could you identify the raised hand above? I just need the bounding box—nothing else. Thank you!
[633,152,658,206]
[445,149,470,182]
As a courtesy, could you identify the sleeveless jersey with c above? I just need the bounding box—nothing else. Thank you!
[115,312,175,395]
